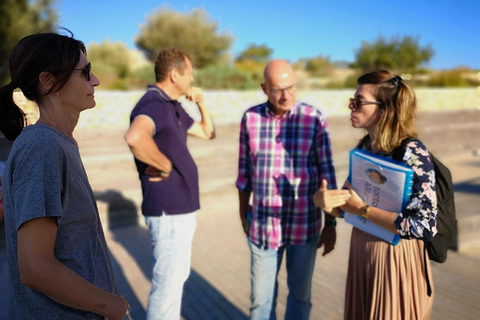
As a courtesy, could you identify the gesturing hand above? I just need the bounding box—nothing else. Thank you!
[339,182,365,215]
[313,179,351,213]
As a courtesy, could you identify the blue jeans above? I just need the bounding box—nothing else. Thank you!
[248,235,319,320]
[145,212,196,320]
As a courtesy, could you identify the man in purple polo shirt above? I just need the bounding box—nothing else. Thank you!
[236,60,338,319]
[125,47,215,320]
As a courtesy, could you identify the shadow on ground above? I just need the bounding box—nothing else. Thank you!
[108,251,147,319]
[108,220,247,320]
[454,178,480,194]
[95,189,139,228]
[182,271,248,320]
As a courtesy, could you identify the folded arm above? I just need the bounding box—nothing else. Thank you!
[125,115,172,181]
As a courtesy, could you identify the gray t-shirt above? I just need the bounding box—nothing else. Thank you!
[0,134,13,245]
[3,124,117,319]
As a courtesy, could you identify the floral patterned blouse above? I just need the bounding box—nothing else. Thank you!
[362,138,438,241]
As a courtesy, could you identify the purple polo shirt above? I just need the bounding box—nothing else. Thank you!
[130,85,200,215]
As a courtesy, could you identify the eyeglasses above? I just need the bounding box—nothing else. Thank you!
[349,97,382,110]
[270,83,297,96]
[73,62,91,81]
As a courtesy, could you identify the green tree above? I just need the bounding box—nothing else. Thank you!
[236,43,273,63]
[0,0,58,84]
[354,35,434,72]
[298,55,334,77]
[88,39,132,79]
[88,39,155,89]
[235,43,273,82]
[135,6,233,68]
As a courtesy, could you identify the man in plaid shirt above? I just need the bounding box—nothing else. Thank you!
[236,60,338,320]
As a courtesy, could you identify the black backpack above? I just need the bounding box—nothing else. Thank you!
[392,138,457,263]
[392,138,457,296]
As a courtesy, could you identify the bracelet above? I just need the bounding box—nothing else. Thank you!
[122,302,131,320]
[361,205,370,219]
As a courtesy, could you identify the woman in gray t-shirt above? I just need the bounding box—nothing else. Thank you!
[0,133,11,223]
[0,32,130,320]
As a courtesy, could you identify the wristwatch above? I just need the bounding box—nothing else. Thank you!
[324,220,337,227]
[361,205,370,219]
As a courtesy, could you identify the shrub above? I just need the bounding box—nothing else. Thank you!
[109,79,130,91]
[234,59,266,82]
[128,64,156,89]
[194,65,257,89]
[326,74,360,89]
[427,68,479,87]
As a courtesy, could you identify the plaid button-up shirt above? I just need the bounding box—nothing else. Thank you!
[236,101,337,249]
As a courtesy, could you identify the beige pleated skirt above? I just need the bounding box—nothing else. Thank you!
[344,227,434,320]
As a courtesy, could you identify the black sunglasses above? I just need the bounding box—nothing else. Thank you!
[73,62,91,81]
[349,97,382,110]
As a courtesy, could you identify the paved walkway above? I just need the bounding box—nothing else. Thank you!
[1,109,480,319]
[103,152,480,320]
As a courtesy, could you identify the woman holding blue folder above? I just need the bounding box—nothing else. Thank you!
[314,70,437,320]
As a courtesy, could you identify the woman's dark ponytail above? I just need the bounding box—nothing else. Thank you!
[0,82,25,141]
[0,31,85,141]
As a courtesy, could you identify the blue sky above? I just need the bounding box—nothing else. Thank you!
[57,0,480,70]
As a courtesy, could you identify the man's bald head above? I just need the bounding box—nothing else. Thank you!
[263,60,297,86]
[261,59,298,116]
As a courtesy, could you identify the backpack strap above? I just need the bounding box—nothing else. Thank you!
[393,137,433,297]
[424,245,432,296]
[391,138,414,162]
